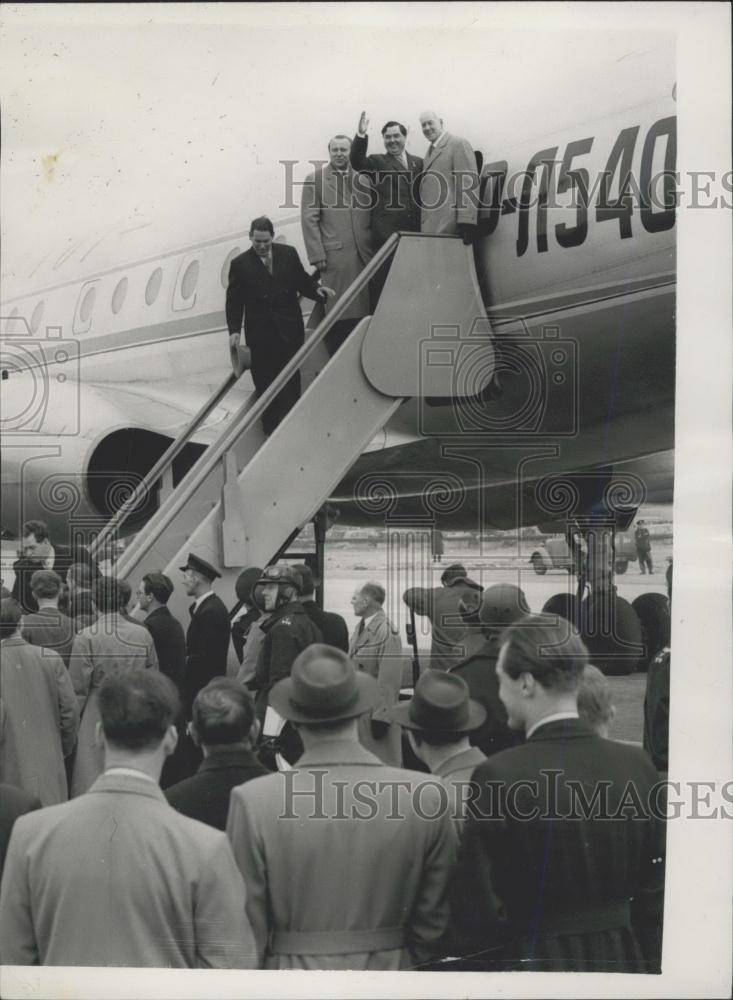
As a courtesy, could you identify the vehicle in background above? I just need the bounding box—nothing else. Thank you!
[528,532,636,576]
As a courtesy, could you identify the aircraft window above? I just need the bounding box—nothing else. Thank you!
[80,286,96,324]
[30,300,45,334]
[145,267,163,305]
[111,277,128,314]
[180,260,199,300]
[220,247,242,288]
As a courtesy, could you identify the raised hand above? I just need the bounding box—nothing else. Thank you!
[357,110,369,136]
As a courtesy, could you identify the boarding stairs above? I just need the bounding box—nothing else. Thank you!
[93,233,495,641]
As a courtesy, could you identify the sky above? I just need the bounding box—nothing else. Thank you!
[1,2,676,284]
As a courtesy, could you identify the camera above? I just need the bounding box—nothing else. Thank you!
[418,321,578,439]
[1,318,81,435]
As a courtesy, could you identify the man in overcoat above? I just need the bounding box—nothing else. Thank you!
[69,576,158,796]
[419,110,479,240]
[0,670,256,968]
[0,599,79,806]
[165,679,267,830]
[301,135,373,355]
[226,216,332,434]
[227,644,456,970]
[403,562,484,671]
[349,581,404,766]
[451,614,664,972]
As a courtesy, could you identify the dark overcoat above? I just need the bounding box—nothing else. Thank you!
[452,718,664,972]
[184,593,231,717]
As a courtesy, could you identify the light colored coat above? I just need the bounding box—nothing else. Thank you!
[433,744,487,833]
[0,635,79,806]
[227,739,457,969]
[420,131,479,234]
[348,608,404,766]
[0,770,257,968]
[301,164,373,319]
[68,613,158,796]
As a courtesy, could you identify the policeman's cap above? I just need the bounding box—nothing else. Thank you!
[179,553,221,581]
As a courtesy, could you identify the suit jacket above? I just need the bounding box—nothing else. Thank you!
[226,739,456,969]
[420,131,479,234]
[452,718,664,972]
[0,771,256,968]
[301,164,373,319]
[301,599,349,652]
[403,579,484,671]
[350,134,423,245]
[0,636,79,806]
[349,609,404,766]
[449,638,521,758]
[21,607,76,667]
[69,614,159,796]
[144,605,187,698]
[226,243,321,358]
[165,745,268,830]
[184,593,230,717]
[0,784,41,882]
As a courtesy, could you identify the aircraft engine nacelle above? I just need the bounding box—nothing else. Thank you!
[0,375,203,543]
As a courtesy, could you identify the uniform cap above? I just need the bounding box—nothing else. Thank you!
[179,553,221,581]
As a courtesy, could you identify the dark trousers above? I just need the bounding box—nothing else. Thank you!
[324,318,360,358]
[637,550,653,574]
[251,345,302,435]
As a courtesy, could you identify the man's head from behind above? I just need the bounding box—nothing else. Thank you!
[30,569,63,606]
[496,614,588,733]
[381,120,407,156]
[96,670,180,766]
[576,664,616,738]
[0,598,22,640]
[440,563,468,587]
[190,679,259,752]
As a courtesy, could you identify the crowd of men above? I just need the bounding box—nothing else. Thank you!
[226,110,480,434]
[0,517,671,973]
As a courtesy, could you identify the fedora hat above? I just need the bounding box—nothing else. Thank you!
[392,670,486,735]
[269,646,379,725]
[179,553,221,581]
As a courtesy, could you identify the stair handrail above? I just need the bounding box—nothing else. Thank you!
[90,369,238,557]
[113,231,407,575]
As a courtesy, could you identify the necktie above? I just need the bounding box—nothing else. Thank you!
[427,143,435,157]
[189,603,196,618]
[357,619,365,636]
[264,255,272,274]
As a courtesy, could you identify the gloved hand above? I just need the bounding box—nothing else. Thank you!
[457,223,477,245]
